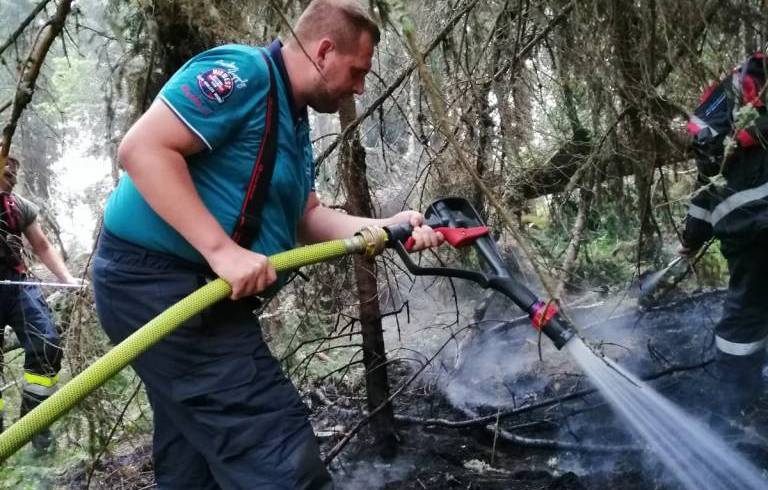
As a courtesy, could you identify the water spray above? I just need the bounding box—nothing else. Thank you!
[637,239,715,305]
[638,256,683,297]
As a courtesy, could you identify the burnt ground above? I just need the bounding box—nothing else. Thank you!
[61,289,768,489]
[323,289,768,489]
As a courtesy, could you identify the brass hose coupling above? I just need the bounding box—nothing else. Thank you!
[354,226,388,258]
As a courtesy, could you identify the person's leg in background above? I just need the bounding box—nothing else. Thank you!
[2,280,62,450]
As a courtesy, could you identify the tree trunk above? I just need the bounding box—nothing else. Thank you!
[338,96,398,456]
[556,173,595,298]
[610,0,659,261]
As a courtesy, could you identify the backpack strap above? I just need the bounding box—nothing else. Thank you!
[231,50,280,249]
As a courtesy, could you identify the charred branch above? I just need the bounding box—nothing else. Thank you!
[486,424,640,453]
[323,325,471,464]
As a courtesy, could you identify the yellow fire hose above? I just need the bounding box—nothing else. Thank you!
[0,228,388,461]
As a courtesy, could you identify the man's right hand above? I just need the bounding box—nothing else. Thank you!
[206,243,277,300]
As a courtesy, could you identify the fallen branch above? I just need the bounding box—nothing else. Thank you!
[486,424,640,453]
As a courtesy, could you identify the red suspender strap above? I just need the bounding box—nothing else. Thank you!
[1,193,18,232]
[231,50,280,248]
[0,193,25,273]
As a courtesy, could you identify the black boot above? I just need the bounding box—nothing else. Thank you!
[708,350,765,419]
[20,390,54,451]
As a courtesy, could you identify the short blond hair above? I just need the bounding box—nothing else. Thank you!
[291,0,380,51]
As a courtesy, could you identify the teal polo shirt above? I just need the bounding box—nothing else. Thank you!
[104,41,314,264]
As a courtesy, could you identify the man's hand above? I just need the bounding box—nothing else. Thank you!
[63,275,87,287]
[389,210,444,252]
[206,243,277,300]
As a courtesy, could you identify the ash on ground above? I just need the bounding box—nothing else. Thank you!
[324,290,768,489]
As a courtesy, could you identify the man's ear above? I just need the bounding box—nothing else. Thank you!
[316,38,334,69]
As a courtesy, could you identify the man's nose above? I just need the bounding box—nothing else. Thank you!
[353,79,365,95]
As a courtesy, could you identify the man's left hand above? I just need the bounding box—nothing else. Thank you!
[389,210,444,252]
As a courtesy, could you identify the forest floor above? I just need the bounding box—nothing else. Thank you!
[326,289,768,489]
[55,289,768,489]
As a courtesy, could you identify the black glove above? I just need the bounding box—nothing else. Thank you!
[692,131,726,177]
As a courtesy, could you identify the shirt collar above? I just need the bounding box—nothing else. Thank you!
[268,39,307,123]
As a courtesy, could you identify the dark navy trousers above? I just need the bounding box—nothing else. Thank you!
[718,235,768,347]
[93,230,332,490]
[0,272,61,375]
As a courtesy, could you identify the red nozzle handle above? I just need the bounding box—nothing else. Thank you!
[404,226,489,251]
[531,301,559,331]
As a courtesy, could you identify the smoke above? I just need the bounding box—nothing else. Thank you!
[381,277,746,485]
[333,455,418,490]
[441,322,558,413]
[372,236,759,484]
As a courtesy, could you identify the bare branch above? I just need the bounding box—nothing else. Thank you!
[0,0,54,59]
[314,0,482,169]
[1,0,74,164]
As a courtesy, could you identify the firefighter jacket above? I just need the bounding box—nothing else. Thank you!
[683,114,768,250]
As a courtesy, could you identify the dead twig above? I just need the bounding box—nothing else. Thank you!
[314,0,482,170]
[0,0,54,59]
[323,325,471,464]
[85,379,143,489]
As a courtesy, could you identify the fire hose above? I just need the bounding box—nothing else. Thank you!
[0,197,578,461]
[0,234,386,461]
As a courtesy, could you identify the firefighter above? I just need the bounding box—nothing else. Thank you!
[0,155,80,449]
[680,52,768,415]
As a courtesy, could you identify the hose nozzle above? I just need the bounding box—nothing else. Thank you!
[530,301,576,350]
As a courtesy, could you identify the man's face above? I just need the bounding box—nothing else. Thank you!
[0,159,18,192]
[309,31,374,113]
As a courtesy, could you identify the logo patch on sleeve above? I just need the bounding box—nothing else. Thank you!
[197,68,235,103]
